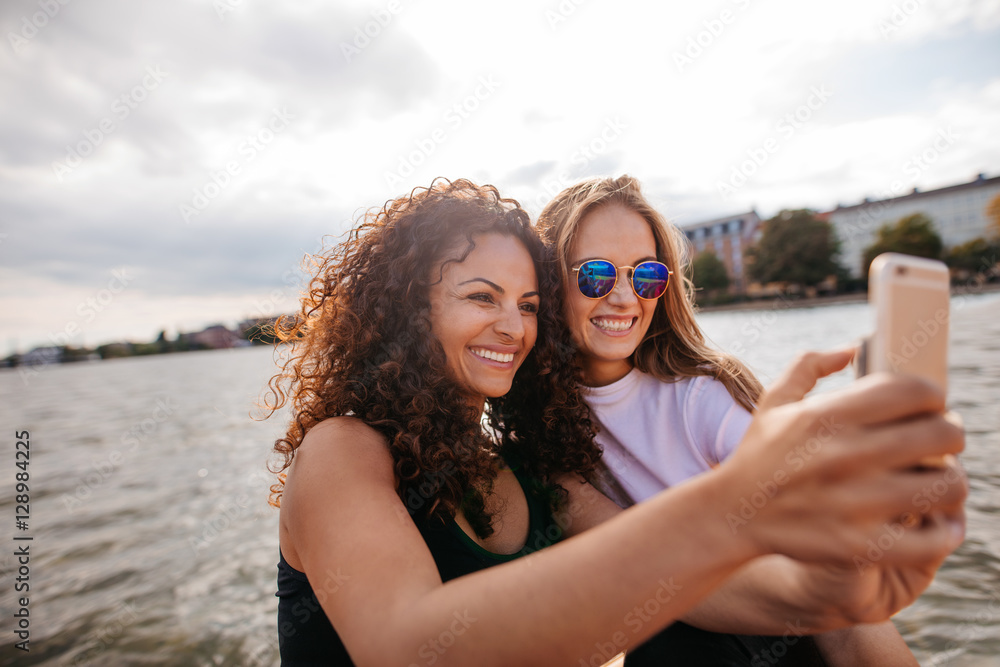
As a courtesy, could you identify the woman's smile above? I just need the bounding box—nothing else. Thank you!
[590,315,637,334]
[469,345,517,365]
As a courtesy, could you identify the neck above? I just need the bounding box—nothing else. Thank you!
[580,358,633,387]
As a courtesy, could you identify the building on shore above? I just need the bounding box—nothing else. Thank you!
[826,173,1000,278]
[181,324,249,349]
[678,210,762,293]
[22,346,63,366]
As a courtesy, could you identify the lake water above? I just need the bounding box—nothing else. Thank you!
[1,293,998,666]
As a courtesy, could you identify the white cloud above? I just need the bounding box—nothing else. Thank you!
[2,0,998,355]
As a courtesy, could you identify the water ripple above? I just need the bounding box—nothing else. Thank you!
[1,295,997,665]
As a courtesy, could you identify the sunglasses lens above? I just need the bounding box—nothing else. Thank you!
[632,261,670,299]
[577,260,617,299]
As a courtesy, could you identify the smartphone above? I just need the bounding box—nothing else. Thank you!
[856,253,950,394]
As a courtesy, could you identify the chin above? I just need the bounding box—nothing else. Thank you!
[594,342,636,361]
[466,379,512,400]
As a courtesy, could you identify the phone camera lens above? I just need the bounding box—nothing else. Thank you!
[896,266,907,275]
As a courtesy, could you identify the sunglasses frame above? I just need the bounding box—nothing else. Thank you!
[572,259,673,301]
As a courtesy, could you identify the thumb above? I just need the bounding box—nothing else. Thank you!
[757,348,856,411]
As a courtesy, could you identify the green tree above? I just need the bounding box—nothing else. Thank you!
[154,329,173,353]
[744,209,841,286]
[945,237,999,273]
[691,251,730,291]
[862,213,942,276]
[987,193,1000,239]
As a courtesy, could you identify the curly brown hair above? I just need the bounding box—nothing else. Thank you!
[263,178,601,538]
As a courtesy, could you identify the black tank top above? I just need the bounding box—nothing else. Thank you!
[275,469,563,665]
[274,471,826,666]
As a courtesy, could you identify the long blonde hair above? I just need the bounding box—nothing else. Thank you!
[535,175,762,412]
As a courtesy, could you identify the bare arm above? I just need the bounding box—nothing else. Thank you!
[812,622,918,666]
[279,351,965,666]
[678,556,921,665]
[556,475,933,666]
[282,418,758,666]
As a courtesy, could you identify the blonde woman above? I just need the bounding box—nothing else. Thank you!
[537,175,930,664]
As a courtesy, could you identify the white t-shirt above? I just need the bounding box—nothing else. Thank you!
[583,368,753,506]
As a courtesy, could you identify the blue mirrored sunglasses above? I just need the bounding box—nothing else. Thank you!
[572,259,672,300]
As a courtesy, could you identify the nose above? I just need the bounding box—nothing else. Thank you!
[495,302,526,341]
[605,270,638,306]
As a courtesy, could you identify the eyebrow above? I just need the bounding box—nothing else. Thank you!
[572,255,659,266]
[459,278,539,299]
[459,277,504,292]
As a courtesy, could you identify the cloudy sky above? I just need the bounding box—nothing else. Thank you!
[2,0,998,356]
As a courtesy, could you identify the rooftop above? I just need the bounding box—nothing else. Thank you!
[831,173,999,213]
[678,210,760,231]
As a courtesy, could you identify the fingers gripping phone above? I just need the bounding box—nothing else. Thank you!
[855,253,950,394]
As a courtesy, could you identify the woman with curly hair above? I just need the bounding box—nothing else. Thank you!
[264,178,965,666]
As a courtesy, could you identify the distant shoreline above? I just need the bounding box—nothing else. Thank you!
[696,281,1000,314]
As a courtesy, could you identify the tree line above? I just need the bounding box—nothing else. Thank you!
[690,193,1000,302]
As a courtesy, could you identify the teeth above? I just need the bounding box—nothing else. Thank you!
[593,317,633,332]
[472,348,514,363]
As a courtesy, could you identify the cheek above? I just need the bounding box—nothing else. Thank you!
[638,300,658,333]
[562,299,588,346]
[525,318,539,349]
[564,287,591,324]
[432,305,468,358]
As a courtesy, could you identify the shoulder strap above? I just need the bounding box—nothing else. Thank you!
[588,459,636,509]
